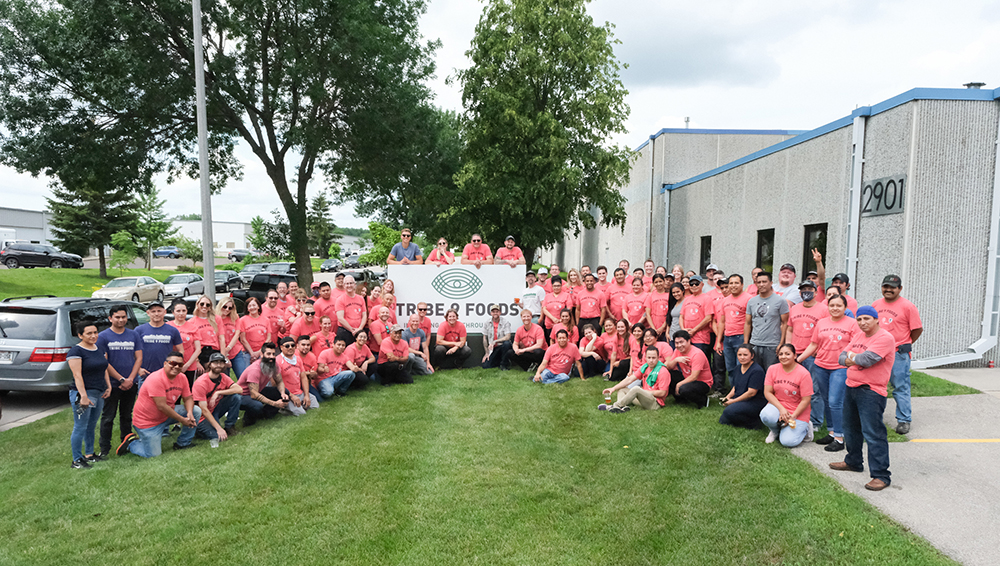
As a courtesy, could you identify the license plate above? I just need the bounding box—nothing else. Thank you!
[0,351,14,364]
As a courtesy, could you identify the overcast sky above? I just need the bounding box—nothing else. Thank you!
[2,0,997,228]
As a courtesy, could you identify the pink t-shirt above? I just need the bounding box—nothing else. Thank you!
[236,359,272,396]
[192,372,235,422]
[788,303,827,356]
[671,346,711,386]
[426,249,455,265]
[872,297,922,347]
[168,320,200,365]
[542,292,573,329]
[810,316,858,370]
[344,342,373,368]
[575,287,606,319]
[369,304,397,326]
[289,316,322,340]
[189,316,220,350]
[845,328,896,396]
[543,343,581,375]
[238,315,270,353]
[335,293,367,331]
[438,320,467,343]
[368,319,389,353]
[317,348,350,379]
[681,293,714,344]
[635,362,671,406]
[312,296,338,321]
[515,324,546,350]
[623,292,649,325]
[765,363,814,421]
[133,369,191,429]
[276,355,304,395]
[550,322,579,344]
[216,315,242,357]
[378,337,409,364]
[261,305,286,338]
[720,292,751,337]
[634,343,672,377]
[494,246,523,262]
[597,333,618,361]
[462,243,493,261]
[604,282,632,320]
[299,351,319,387]
[644,290,671,332]
[311,331,336,356]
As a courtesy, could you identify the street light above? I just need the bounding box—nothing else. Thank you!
[192,0,214,292]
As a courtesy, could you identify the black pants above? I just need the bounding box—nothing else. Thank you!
[483,341,513,369]
[99,386,136,454]
[581,356,606,378]
[241,386,283,427]
[503,349,544,371]
[669,369,710,408]
[719,400,767,429]
[336,327,356,346]
[578,317,601,337]
[378,361,412,385]
[610,359,631,382]
[752,344,779,372]
[433,344,472,369]
[707,333,727,391]
[351,365,376,389]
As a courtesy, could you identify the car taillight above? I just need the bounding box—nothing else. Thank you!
[29,347,71,363]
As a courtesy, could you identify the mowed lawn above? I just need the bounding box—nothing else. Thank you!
[0,369,955,566]
[0,267,180,301]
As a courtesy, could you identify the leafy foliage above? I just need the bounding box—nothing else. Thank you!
[307,192,338,258]
[133,187,177,269]
[328,242,342,259]
[108,230,137,276]
[172,234,204,267]
[360,221,399,266]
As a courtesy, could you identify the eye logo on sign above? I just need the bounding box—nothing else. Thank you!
[431,270,484,300]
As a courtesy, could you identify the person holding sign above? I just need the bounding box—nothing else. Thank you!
[461,234,493,268]
[494,235,525,267]
[386,228,423,265]
[599,346,670,413]
[426,237,455,265]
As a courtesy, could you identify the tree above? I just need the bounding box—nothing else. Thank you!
[360,221,399,266]
[449,0,632,262]
[328,242,341,260]
[174,213,202,221]
[173,235,204,267]
[0,0,439,287]
[307,192,338,258]
[109,230,138,276]
[247,216,268,253]
[134,187,177,269]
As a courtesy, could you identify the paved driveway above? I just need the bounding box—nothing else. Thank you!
[0,391,68,433]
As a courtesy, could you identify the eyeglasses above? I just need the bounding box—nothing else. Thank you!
[418,307,427,311]
[166,361,183,368]
[221,305,233,311]
[401,234,412,238]
[303,312,315,316]
[472,239,481,243]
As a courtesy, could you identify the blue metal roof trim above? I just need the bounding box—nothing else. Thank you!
[634,128,806,151]
[659,87,1000,193]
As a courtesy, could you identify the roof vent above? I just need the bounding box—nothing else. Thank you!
[964,82,986,89]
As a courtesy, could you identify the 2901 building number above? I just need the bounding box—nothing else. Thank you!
[861,175,905,217]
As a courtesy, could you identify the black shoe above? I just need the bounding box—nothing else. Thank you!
[71,458,92,469]
[895,421,910,435]
[117,432,138,456]
[815,434,835,445]
[824,439,845,452]
[172,442,196,451]
[85,453,108,463]
[608,406,630,413]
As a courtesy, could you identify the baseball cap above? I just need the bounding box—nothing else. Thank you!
[780,263,796,273]
[538,267,548,275]
[310,281,320,289]
[832,273,850,283]
[689,275,703,283]
[505,235,515,241]
[882,274,902,288]
[798,280,817,290]
[208,352,227,363]
[857,305,879,319]
[489,303,501,312]
[706,263,720,272]
[806,270,818,277]
[389,324,403,333]
[147,301,165,309]
[526,270,536,276]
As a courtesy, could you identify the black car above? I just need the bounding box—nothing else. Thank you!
[228,248,259,262]
[1,243,84,269]
[231,273,298,314]
[344,254,361,269]
[214,270,243,292]
[320,257,342,272]
[265,262,296,275]
[239,263,270,285]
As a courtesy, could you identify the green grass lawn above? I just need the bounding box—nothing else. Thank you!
[0,369,955,565]
[0,268,182,301]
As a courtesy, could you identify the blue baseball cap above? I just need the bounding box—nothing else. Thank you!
[856,305,879,319]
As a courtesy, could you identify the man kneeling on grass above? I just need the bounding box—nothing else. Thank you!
[533,329,584,384]
[236,342,288,427]
[193,353,243,442]
[276,336,319,416]
[117,352,201,457]
[599,347,669,413]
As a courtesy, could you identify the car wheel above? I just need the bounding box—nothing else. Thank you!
[50,259,63,268]
[4,258,18,269]
[169,253,177,259]
[232,280,241,290]
[183,288,189,296]
[132,293,140,302]
[223,283,230,292]
[157,291,164,302]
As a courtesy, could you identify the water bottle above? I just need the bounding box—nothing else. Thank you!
[210,438,219,449]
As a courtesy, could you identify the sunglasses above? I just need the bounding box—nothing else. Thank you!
[198,302,212,307]
[267,296,278,300]
[304,312,315,316]
[281,344,294,348]
[166,361,183,368]
[402,234,412,238]
[418,307,427,311]
[221,305,233,311]
[472,239,481,243]
[438,242,447,245]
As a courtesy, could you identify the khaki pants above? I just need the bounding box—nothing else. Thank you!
[614,387,661,410]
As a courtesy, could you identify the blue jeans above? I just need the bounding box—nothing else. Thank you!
[540,369,570,384]
[842,385,891,483]
[69,389,104,461]
[759,404,809,447]
[230,350,251,379]
[890,352,911,423]
[195,394,241,439]
[722,335,744,381]
[129,405,201,458]
[810,365,848,436]
[318,371,355,398]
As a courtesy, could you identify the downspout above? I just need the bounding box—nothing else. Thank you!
[663,186,671,265]
[913,99,1000,368]
[648,135,655,259]
[845,109,868,290]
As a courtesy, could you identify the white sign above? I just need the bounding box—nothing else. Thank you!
[387,265,526,334]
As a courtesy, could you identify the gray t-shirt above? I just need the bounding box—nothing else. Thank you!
[402,328,426,351]
[669,301,683,339]
[389,242,422,262]
[746,293,790,347]
[772,283,802,305]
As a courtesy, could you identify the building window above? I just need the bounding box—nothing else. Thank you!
[226,242,235,248]
[756,229,774,273]
[700,236,712,275]
[802,223,828,275]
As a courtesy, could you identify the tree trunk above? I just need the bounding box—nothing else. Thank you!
[282,197,313,288]
[522,246,538,269]
[98,246,107,278]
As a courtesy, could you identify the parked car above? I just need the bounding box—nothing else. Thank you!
[340,268,384,295]
[162,273,205,297]
[0,296,149,393]
[214,270,243,292]
[165,295,245,322]
[91,276,165,303]
[152,246,182,259]
[264,262,296,275]
[231,273,298,314]
[1,243,84,269]
[228,248,260,262]
[239,263,270,285]
[320,257,342,273]
[344,254,361,269]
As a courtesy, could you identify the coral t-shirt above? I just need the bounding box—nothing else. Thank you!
[623,292,648,324]
[317,348,350,380]
[810,316,858,370]
[369,304,397,327]
[788,303,827,356]
[604,282,631,320]
[872,297,922,347]
[168,320,200,365]
[543,343,581,375]
[575,287,606,319]
[542,292,573,329]
[335,293,367,331]
[438,320,467,343]
[681,294,714,344]
[635,362,671,406]
[462,243,493,261]
[765,363,814,421]
[378,337,410,364]
[550,322,579,344]
[216,315,242,357]
[644,290,671,331]
[192,373,235,421]
[289,317,322,341]
[311,331,337,356]
[426,249,455,265]
[670,346,712,386]
[344,343,373,368]
[133,369,191,429]
[720,292,751,337]
[515,324,546,350]
[237,315,270,353]
[494,246,523,262]
[845,328,896,397]
[312,296,338,321]
[276,355,304,395]
[368,319,389,353]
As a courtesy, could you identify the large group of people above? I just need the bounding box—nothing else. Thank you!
[67,230,923,492]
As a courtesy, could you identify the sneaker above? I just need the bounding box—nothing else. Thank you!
[895,421,910,435]
[708,390,722,399]
[703,396,710,409]
[608,406,630,413]
[805,422,814,443]
[597,404,610,411]
[765,429,778,444]
[172,442,196,451]
[85,453,108,463]
[116,432,138,456]
[865,478,890,491]
[71,458,92,469]
[526,363,539,373]
[223,427,241,437]
[171,424,181,433]
[824,439,845,452]
[815,434,836,445]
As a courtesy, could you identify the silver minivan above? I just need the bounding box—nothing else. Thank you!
[0,296,149,392]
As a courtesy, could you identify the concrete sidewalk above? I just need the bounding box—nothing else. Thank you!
[792,368,1000,566]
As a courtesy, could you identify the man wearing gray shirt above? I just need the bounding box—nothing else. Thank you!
[386,228,423,265]
[402,314,433,375]
[482,303,513,368]
[744,271,789,370]
[772,263,802,305]
[522,271,546,325]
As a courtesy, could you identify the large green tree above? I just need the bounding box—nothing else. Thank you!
[0,0,439,286]
[134,187,177,269]
[450,0,632,263]
[307,192,338,258]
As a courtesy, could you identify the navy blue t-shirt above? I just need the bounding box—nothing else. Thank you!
[66,344,108,392]
[97,327,141,388]
[732,362,766,406]
[136,322,182,373]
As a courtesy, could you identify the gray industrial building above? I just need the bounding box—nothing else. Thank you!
[546,86,1000,368]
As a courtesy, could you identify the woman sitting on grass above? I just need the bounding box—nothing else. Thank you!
[719,344,767,429]
[578,324,606,378]
[608,319,636,382]
[760,343,814,447]
[599,346,670,413]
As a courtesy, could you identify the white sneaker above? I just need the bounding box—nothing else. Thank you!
[765,429,778,444]
[805,422,814,442]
